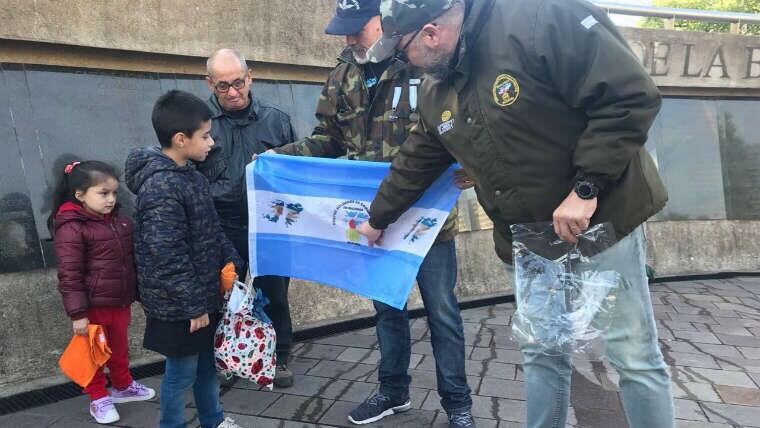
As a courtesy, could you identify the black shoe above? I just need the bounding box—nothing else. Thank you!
[348,392,411,425]
[218,374,236,388]
[273,364,294,388]
[448,410,476,428]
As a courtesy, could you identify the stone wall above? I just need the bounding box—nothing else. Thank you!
[0,0,343,68]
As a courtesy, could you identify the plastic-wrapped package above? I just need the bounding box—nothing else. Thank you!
[510,222,622,355]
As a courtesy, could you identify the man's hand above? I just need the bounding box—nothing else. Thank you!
[453,168,475,190]
[72,317,89,336]
[358,222,385,247]
[552,190,598,244]
[189,313,210,333]
[251,149,276,161]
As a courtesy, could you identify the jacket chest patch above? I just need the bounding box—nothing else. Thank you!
[437,110,455,136]
[493,74,520,107]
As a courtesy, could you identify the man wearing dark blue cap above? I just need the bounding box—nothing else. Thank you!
[273,1,475,426]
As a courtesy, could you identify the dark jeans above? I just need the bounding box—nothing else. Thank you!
[222,224,293,362]
[374,239,472,413]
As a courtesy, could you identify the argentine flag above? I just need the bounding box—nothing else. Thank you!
[247,154,461,309]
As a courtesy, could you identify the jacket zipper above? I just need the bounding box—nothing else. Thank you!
[109,222,128,303]
[361,64,404,158]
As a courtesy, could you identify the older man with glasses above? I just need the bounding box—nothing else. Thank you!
[197,48,297,388]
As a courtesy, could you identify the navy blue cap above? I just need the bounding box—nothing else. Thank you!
[325,0,381,36]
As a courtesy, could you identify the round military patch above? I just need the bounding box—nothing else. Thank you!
[492,74,519,107]
[441,110,452,122]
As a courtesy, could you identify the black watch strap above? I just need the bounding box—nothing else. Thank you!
[574,179,599,200]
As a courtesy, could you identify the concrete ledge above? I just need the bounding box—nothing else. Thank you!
[0,0,343,68]
[0,40,332,83]
[646,220,760,275]
[1,220,758,395]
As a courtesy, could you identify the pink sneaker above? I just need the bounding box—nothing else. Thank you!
[90,396,120,424]
[110,380,156,403]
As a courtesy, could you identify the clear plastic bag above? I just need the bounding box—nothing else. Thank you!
[510,222,622,355]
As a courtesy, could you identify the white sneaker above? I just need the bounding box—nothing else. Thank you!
[217,416,243,428]
[90,396,120,424]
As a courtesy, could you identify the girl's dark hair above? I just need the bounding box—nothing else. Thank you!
[47,160,119,233]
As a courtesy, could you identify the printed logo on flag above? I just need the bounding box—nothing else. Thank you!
[332,200,370,244]
[264,199,304,227]
[403,217,439,243]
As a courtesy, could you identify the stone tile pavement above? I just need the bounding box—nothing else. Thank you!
[2,276,760,427]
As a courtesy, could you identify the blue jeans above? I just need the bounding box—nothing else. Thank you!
[160,350,224,428]
[374,239,472,413]
[515,227,674,428]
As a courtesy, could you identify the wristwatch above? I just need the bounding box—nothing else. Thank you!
[574,179,599,200]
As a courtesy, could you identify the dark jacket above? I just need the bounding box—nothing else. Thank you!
[275,48,458,242]
[53,202,137,320]
[369,0,668,263]
[197,94,296,227]
[125,146,241,322]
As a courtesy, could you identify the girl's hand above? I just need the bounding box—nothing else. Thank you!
[73,318,89,336]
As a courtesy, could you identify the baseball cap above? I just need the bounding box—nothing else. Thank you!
[366,0,456,62]
[325,0,382,36]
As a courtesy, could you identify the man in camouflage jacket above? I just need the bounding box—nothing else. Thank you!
[274,1,474,426]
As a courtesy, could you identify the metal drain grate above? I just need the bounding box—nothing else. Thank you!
[0,360,165,416]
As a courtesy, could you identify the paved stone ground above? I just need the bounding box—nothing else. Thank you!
[2,276,760,427]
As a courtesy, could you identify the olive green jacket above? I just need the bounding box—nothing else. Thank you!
[368,0,667,262]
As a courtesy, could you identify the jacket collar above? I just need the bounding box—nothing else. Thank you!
[207,92,261,122]
[55,201,116,223]
[451,0,496,92]
[337,46,410,85]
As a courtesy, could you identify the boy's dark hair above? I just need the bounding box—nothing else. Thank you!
[151,90,213,148]
[48,160,119,233]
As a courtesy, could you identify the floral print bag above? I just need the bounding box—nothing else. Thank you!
[214,281,277,389]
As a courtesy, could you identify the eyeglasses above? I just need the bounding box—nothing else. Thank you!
[210,74,248,93]
[399,28,422,55]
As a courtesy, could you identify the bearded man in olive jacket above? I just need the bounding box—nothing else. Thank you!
[359,1,674,427]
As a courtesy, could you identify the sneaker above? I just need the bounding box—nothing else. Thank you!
[110,381,156,403]
[217,417,242,428]
[448,410,476,428]
[273,364,294,388]
[89,396,120,424]
[348,392,411,425]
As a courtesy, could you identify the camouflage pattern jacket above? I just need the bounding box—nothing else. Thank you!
[275,48,457,241]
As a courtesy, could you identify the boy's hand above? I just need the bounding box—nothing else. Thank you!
[251,149,276,161]
[73,318,89,336]
[189,313,210,333]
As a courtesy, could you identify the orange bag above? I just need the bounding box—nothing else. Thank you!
[58,324,111,388]
[220,262,237,294]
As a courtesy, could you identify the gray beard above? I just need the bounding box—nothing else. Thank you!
[420,47,455,83]
[423,63,452,83]
[351,47,370,64]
